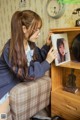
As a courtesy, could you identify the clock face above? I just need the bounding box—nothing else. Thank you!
[47,0,65,19]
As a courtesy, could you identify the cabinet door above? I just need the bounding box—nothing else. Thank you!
[51,91,80,120]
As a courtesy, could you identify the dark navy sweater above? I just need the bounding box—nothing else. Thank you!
[0,40,50,99]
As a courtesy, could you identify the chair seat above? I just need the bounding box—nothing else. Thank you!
[9,73,51,120]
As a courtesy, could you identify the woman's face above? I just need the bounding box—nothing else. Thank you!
[29,28,40,42]
[28,21,41,43]
[23,22,41,43]
[59,44,65,56]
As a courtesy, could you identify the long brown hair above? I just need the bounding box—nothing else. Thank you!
[9,10,42,80]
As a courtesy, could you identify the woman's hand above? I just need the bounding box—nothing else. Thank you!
[29,29,40,42]
[46,32,53,46]
[46,47,57,64]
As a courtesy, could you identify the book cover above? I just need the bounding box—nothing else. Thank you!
[51,33,71,66]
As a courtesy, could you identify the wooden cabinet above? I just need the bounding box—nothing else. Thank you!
[50,27,80,120]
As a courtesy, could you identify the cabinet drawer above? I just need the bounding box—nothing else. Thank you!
[51,91,80,120]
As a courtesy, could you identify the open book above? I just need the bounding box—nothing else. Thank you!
[51,33,71,66]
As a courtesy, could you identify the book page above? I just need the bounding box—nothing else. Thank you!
[51,33,71,66]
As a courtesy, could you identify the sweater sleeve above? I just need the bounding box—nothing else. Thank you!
[40,44,50,61]
[28,60,50,79]
[27,44,51,80]
[34,44,50,63]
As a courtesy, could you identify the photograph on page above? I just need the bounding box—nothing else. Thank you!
[51,33,71,66]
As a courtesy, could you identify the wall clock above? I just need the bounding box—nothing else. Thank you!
[47,0,65,19]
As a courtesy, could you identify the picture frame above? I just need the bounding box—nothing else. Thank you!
[51,33,71,66]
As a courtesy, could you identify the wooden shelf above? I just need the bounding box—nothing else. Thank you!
[58,61,80,69]
[50,27,80,33]
[53,87,80,97]
[51,27,80,119]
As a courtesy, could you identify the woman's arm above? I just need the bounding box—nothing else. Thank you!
[2,43,50,81]
[28,60,50,79]
[40,32,52,61]
[40,44,50,60]
[28,47,57,80]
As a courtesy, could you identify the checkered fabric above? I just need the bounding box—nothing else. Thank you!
[7,111,12,120]
[9,71,51,120]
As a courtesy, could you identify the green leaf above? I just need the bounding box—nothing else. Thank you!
[57,0,80,4]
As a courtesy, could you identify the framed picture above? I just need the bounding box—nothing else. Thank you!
[51,33,71,66]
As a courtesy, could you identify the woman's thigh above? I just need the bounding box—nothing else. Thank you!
[0,97,10,120]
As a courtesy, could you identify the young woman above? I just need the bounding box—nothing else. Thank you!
[0,10,57,115]
[57,38,66,63]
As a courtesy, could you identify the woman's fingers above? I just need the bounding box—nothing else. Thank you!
[46,48,57,64]
[46,32,53,46]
